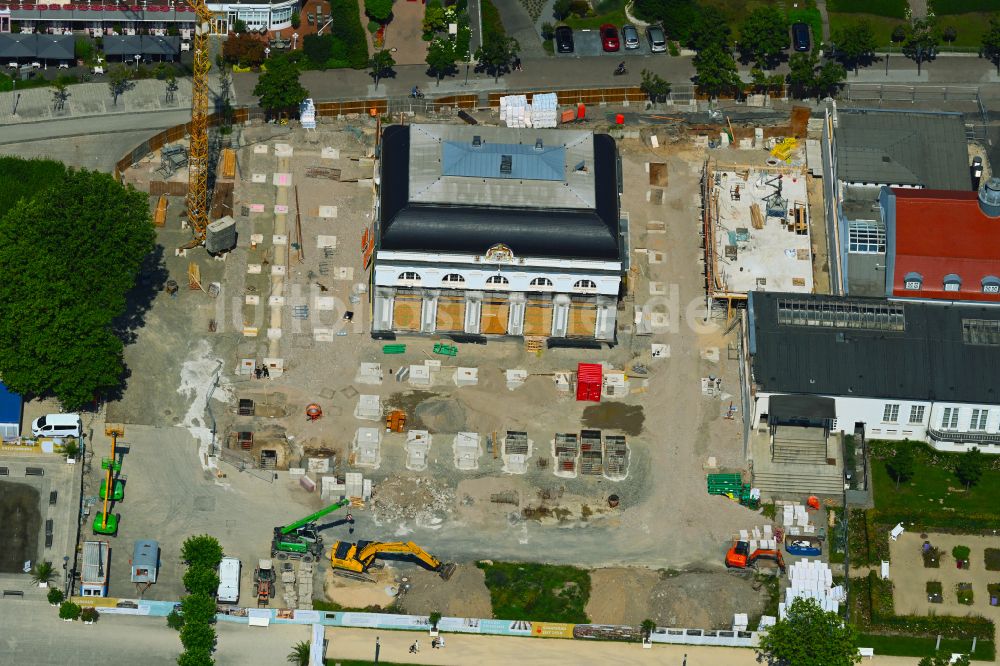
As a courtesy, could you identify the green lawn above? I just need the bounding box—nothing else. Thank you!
[857,634,995,660]
[478,561,590,623]
[934,12,993,47]
[827,0,907,17]
[828,12,905,48]
[931,0,1000,14]
[871,442,1000,517]
[562,2,627,30]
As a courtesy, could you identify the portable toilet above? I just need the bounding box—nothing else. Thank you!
[131,539,159,589]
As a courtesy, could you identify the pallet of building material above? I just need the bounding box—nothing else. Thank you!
[382,344,406,354]
[750,203,765,230]
[603,435,629,481]
[220,148,236,180]
[553,433,580,478]
[433,343,458,357]
[154,195,168,227]
[579,429,603,475]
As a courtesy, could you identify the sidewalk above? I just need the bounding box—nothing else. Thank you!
[0,75,234,126]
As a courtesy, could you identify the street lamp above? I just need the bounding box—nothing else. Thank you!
[292,31,298,49]
[264,47,271,59]
[134,53,141,69]
[374,636,380,665]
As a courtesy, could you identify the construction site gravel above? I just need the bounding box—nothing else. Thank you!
[99,115,765,625]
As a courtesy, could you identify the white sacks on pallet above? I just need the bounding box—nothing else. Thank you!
[499,95,531,128]
[300,98,316,130]
[530,93,559,128]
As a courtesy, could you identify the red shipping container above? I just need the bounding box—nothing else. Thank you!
[576,363,603,402]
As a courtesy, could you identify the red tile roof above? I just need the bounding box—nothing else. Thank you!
[891,188,1000,302]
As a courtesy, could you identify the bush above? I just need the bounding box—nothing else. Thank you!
[75,37,94,62]
[330,0,370,68]
[988,583,1000,604]
[47,588,64,605]
[956,583,974,605]
[922,545,942,568]
[59,601,81,621]
[291,10,300,28]
[568,0,590,17]
[481,0,506,40]
[81,607,99,623]
[953,545,971,562]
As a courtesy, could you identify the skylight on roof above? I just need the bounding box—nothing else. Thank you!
[848,220,886,254]
[777,298,905,332]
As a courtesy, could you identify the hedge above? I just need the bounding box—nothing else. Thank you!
[481,0,506,41]
[872,508,1000,534]
[850,574,995,641]
[827,0,907,18]
[930,0,1000,14]
[303,0,368,69]
[848,509,890,567]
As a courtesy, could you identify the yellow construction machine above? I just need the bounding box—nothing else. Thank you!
[330,540,456,582]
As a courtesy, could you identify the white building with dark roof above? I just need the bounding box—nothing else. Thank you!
[372,123,625,344]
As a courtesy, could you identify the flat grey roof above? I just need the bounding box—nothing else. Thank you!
[835,109,969,190]
[750,292,1000,404]
[407,123,597,210]
[81,541,109,585]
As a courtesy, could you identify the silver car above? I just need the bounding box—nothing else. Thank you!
[622,24,640,50]
[647,25,667,53]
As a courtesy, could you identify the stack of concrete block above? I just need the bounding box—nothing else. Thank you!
[352,428,382,468]
[405,431,431,471]
[530,93,558,128]
[783,559,841,616]
[453,367,478,387]
[355,362,383,385]
[297,563,314,609]
[321,476,346,500]
[505,369,527,390]
[409,364,432,387]
[345,472,364,499]
[453,432,481,471]
[354,395,381,421]
[500,95,531,128]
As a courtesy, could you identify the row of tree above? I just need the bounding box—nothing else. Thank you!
[886,444,985,490]
[171,535,225,666]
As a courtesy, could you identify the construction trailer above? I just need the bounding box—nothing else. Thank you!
[576,363,603,402]
[131,539,159,594]
[0,381,22,439]
[80,540,111,597]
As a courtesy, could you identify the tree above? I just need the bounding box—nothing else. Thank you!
[955,447,984,489]
[0,166,154,410]
[942,26,957,43]
[181,535,224,570]
[787,52,844,98]
[365,0,393,22]
[891,25,906,43]
[541,22,555,41]
[553,0,571,20]
[180,592,218,626]
[177,648,215,666]
[368,49,395,89]
[47,587,64,605]
[222,34,266,68]
[180,619,217,652]
[816,60,846,97]
[183,566,220,596]
[287,641,310,666]
[739,6,788,68]
[302,34,334,67]
[80,607,99,623]
[919,652,970,666]
[428,611,442,629]
[59,601,82,621]
[640,69,671,102]
[834,20,877,73]
[165,73,179,103]
[640,618,657,641]
[756,597,860,666]
[885,445,915,489]
[62,438,79,461]
[751,67,784,93]
[902,18,939,75]
[634,0,700,44]
[75,36,94,62]
[107,64,132,106]
[423,5,447,35]
[252,55,309,117]
[475,33,519,82]
[51,80,70,112]
[31,561,57,586]
[426,38,457,84]
[694,43,741,98]
[291,10,300,29]
[690,5,731,52]
[982,16,1000,75]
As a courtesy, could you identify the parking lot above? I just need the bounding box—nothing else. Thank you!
[556,27,664,59]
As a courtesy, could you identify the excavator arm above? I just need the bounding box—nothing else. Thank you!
[332,540,456,580]
[355,541,443,570]
[280,499,350,535]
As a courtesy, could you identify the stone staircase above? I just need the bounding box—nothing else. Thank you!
[752,467,845,495]
[750,425,844,497]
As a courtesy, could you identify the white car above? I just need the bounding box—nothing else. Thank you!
[646,25,667,53]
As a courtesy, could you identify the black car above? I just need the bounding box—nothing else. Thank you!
[792,22,810,52]
[555,26,574,54]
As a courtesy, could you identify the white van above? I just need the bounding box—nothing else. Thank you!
[217,557,241,604]
[31,413,82,438]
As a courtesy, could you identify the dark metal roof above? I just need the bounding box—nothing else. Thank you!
[103,35,179,56]
[835,109,969,190]
[749,291,1000,403]
[35,35,74,60]
[769,394,836,421]
[0,34,39,58]
[378,125,622,261]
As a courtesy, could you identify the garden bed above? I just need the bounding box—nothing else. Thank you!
[986,548,1000,571]
[926,581,943,603]
[956,583,974,605]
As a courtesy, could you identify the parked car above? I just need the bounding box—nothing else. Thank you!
[601,24,620,52]
[646,25,667,53]
[622,24,640,50]
[792,22,810,52]
[555,25,574,54]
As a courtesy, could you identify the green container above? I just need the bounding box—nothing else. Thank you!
[382,344,406,354]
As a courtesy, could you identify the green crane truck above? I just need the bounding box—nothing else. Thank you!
[271,498,351,561]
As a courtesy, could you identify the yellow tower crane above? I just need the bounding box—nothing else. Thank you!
[181,0,213,250]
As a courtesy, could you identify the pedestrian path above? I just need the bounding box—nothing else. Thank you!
[909,0,928,19]
[491,0,546,58]
[815,0,831,43]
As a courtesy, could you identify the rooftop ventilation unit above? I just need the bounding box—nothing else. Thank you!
[472,135,482,147]
[500,154,513,174]
[979,176,1000,218]
[535,138,544,151]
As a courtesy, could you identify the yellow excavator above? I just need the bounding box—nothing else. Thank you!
[330,540,456,582]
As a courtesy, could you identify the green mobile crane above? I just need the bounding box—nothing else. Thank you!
[271,499,351,561]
